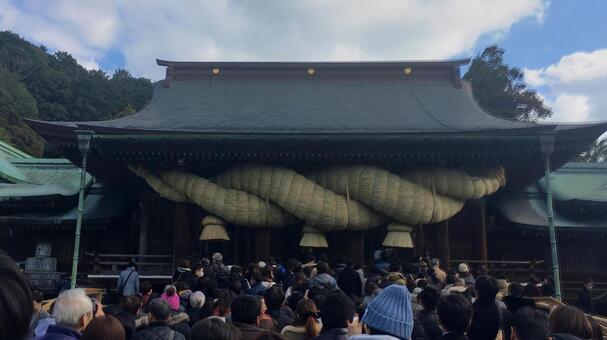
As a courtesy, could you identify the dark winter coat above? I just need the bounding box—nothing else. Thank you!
[267,306,294,332]
[232,322,270,340]
[168,312,191,340]
[337,266,363,297]
[576,287,594,314]
[503,295,535,315]
[186,307,208,326]
[467,299,502,340]
[311,328,348,340]
[414,310,442,340]
[35,324,81,340]
[442,333,470,340]
[132,321,186,340]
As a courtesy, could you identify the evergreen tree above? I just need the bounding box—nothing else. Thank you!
[0,31,154,155]
[464,45,551,122]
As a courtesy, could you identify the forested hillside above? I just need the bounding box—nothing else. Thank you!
[0,31,153,156]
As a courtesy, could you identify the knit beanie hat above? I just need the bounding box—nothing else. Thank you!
[362,285,413,339]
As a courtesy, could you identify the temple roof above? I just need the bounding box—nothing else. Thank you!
[28,59,553,136]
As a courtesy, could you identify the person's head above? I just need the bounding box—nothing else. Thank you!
[437,294,472,334]
[119,295,141,316]
[164,284,177,297]
[316,262,328,275]
[81,315,126,340]
[190,291,206,308]
[177,258,191,268]
[127,260,137,270]
[193,263,205,278]
[148,298,172,322]
[53,288,94,331]
[475,275,498,301]
[319,291,355,330]
[177,281,190,293]
[191,317,241,340]
[418,285,440,311]
[231,294,262,325]
[212,252,223,263]
[365,281,379,296]
[296,298,320,338]
[430,258,440,267]
[140,281,153,295]
[263,286,285,312]
[261,265,273,281]
[584,278,594,291]
[286,291,305,311]
[0,252,33,340]
[457,263,470,275]
[511,307,548,340]
[509,282,524,297]
[549,305,592,339]
[362,285,413,339]
[229,278,243,294]
[32,289,45,312]
[215,290,236,317]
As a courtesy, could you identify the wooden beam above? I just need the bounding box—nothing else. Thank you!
[437,220,450,270]
[173,203,190,260]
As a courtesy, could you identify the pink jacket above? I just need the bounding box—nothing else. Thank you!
[161,292,181,311]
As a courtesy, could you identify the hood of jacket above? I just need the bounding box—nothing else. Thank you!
[168,312,190,326]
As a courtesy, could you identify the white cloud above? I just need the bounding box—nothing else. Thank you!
[527,48,607,123]
[0,0,547,79]
[550,94,590,122]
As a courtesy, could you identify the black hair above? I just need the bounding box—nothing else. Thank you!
[140,280,153,294]
[127,260,137,269]
[216,289,237,317]
[286,291,305,311]
[263,286,286,312]
[437,294,472,334]
[475,275,498,301]
[149,298,171,320]
[511,307,549,340]
[120,295,141,315]
[509,282,524,297]
[0,252,33,340]
[319,291,355,330]
[229,278,243,294]
[316,262,328,274]
[176,281,190,292]
[307,287,326,311]
[191,317,241,340]
[584,278,594,285]
[231,294,261,325]
[32,289,44,303]
[418,286,440,311]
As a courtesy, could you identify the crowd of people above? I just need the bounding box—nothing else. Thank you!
[1,250,604,340]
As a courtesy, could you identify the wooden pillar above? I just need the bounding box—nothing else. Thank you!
[472,199,488,262]
[436,220,450,270]
[173,203,190,261]
[138,194,150,255]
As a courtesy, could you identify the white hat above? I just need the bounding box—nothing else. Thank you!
[457,263,469,273]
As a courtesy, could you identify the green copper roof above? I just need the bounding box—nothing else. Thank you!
[0,154,29,183]
[538,162,607,203]
[0,140,32,159]
[496,185,607,228]
[0,158,92,200]
[0,185,134,224]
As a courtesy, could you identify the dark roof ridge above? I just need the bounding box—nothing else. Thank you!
[156,58,470,69]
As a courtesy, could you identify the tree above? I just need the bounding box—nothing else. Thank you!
[464,45,551,122]
[0,70,44,155]
[0,31,154,155]
[577,138,607,162]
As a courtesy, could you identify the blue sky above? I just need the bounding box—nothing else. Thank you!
[0,0,606,122]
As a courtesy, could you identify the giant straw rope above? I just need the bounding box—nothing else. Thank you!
[129,163,506,247]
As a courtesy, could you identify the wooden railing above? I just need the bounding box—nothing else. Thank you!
[448,259,545,278]
[87,253,173,276]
